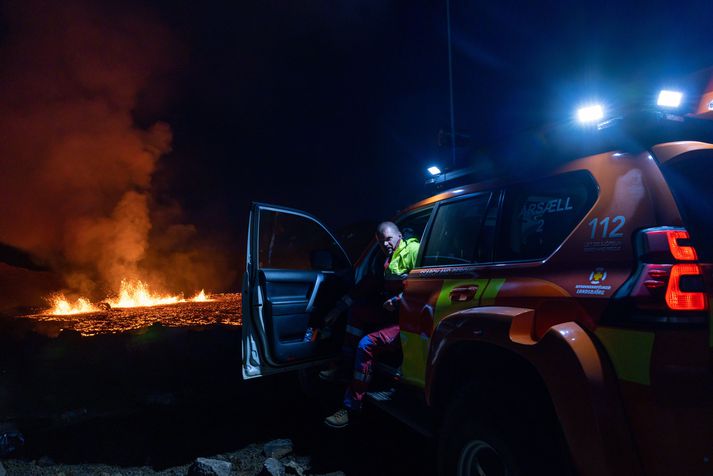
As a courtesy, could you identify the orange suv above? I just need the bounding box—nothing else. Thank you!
[241,110,713,476]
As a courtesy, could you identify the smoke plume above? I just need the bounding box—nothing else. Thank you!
[0,1,190,303]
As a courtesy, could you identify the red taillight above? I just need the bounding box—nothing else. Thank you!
[625,227,709,314]
[665,264,708,311]
[666,230,698,261]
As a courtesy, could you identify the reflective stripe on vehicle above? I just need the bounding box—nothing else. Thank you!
[433,278,489,327]
[399,330,428,387]
[481,278,505,306]
[595,327,655,385]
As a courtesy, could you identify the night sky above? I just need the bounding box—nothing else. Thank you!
[147,1,713,238]
[3,0,713,295]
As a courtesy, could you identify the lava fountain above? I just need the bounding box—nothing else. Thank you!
[46,280,212,315]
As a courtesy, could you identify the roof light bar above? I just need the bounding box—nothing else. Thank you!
[576,104,604,124]
[657,90,683,108]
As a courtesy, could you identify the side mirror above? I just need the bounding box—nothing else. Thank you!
[310,250,333,271]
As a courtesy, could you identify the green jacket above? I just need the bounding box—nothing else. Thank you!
[385,237,420,277]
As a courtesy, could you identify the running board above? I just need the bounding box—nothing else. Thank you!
[366,385,434,438]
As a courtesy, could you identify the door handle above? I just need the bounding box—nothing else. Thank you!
[449,285,478,303]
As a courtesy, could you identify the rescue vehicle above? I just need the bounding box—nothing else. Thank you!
[241,86,713,475]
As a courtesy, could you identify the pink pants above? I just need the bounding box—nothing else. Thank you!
[343,324,400,411]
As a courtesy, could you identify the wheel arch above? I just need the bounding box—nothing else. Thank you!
[425,306,642,476]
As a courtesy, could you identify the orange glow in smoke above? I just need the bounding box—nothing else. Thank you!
[46,280,213,315]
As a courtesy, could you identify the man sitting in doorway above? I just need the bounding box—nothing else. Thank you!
[323,221,420,428]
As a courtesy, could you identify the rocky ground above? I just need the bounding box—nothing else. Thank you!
[1,296,436,475]
[1,438,343,476]
[0,371,436,476]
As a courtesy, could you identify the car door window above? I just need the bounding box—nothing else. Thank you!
[259,209,349,271]
[421,193,492,267]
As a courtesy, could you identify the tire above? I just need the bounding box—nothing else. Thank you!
[439,399,520,476]
[438,389,570,476]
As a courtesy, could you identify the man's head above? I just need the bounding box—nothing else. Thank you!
[376,221,401,256]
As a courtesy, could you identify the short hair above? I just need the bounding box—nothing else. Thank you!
[376,221,400,236]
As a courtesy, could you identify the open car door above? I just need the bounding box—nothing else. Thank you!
[242,203,352,379]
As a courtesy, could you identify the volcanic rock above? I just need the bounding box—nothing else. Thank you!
[37,455,56,467]
[261,457,285,476]
[263,438,293,459]
[226,444,264,472]
[187,457,231,476]
[281,455,310,476]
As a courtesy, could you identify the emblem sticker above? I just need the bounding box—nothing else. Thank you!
[576,267,612,296]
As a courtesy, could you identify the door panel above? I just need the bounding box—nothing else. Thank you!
[242,203,352,379]
[261,268,345,363]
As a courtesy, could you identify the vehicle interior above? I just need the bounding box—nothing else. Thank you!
[247,204,435,373]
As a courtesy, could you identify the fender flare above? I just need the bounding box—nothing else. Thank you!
[426,306,641,476]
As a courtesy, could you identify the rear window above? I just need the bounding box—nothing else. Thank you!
[495,170,598,262]
[659,150,713,262]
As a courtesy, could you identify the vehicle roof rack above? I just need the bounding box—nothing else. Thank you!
[426,110,713,190]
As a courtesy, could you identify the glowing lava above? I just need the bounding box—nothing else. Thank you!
[45,280,213,315]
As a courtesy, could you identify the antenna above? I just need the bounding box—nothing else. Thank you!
[445,0,456,167]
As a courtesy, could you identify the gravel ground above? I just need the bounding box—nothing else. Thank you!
[1,294,436,475]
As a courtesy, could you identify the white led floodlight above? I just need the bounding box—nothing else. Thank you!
[657,90,683,108]
[576,104,604,123]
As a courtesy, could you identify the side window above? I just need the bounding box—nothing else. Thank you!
[496,170,598,262]
[475,195,499,263]
[421,193,492,267]
[258,209,349,270]
[398,207,432,246]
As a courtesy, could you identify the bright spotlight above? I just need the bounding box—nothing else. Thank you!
[657,90,683,108]
[427,166,442,176]
[576,104,604,123]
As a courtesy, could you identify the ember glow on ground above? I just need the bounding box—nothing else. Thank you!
[23,293,241,336]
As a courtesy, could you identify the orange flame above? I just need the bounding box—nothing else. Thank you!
[105,280,182,308]
[47,294,100,315]
[191,289,210,302]
[44,280,213,315]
